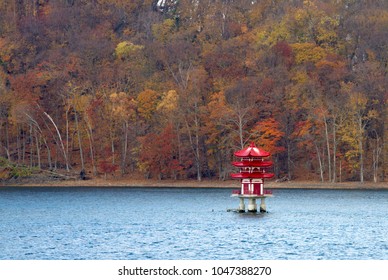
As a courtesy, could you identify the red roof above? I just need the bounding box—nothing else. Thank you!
[232,161,273,168]
[234,142,271,158]
[230,172,275,179]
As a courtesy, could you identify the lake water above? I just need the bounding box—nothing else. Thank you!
[1,187,388,260]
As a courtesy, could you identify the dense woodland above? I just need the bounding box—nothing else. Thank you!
[0,0,388,182]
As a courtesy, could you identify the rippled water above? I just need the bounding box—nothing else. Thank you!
[1,187,388,260]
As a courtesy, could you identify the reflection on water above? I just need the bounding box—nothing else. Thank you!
[1,187,388,260]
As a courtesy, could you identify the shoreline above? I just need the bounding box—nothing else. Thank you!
[3,177,388,190]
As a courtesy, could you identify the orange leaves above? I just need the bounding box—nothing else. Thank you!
[207,91,233,122]
[315,54,346,82]
[136,89,160,120]
[204,91,233,146]
[292,118,322,148]
[0,37,12,63]
[8,71,44,102]
[316,57,345,70]
[251,118,285,155]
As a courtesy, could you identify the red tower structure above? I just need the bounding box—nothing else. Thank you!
[230,142,274,212]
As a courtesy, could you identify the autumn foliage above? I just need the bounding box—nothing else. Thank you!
[0,0,388,183]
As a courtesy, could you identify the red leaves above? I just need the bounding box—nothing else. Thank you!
[138,125,183,179]
[273,41,293,59]
[98,160,119,179]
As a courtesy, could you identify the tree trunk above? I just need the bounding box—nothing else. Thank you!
[34,127,41,169]
[5,121,10,161]
[358,117,364,183]
[121,121,128,175]
[111,136,115,164]
[65,106,70,168]
[332,117,337,182]
[73,107,85,171]
[383,126,386,182]
[17,125,21,163]
[315,143,324,182]
[29,124,33,168]
[286,126,293,180]
[46,142,52,170]
[85,119,97,176]
[372,134,382,183]
[22,127,26,163]
[184,116,202,181]
[44,112,70,171]
[176,122,182,166]
[238,114,244,149]
[323,115,332,182]
[194,116,202,181]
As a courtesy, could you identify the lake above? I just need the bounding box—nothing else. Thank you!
[1,187,388,260]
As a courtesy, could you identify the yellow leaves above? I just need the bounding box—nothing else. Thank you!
[207,91,233,121]
[204,91,234,147]
[109,92,136,120]
[339,117,359,167]
[252,3,340,52]
[73,94,91,113]
[349,91,368,111]
[251,19,290,48]
[291,3,340,51]
[367,109,379,119]
[286,70,312,111]
[109,91,126,101]
[136,89,160,120]
[152,19,175,43]
[114,41,143,60]
[285,83,301,110]
[157,90,178,114]
[254,29,268,45]
[291,70,309,84]
[291,43,326,64]
[315,15,339,50]
[337,85,378,170]
[303,0,315,8]
[294,9,309,23]
[319,15,339,29]
[109,91,126,116]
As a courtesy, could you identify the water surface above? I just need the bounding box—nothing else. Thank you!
[1,187,387,260]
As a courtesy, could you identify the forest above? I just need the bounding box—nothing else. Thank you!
[0,0,387,183]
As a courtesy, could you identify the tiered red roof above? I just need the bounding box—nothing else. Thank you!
[233,142,271,158]
[230,142,274,180]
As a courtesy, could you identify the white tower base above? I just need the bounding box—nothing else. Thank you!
[238,197,245,212]
[247,198,257,212]
[260,197,267,213]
